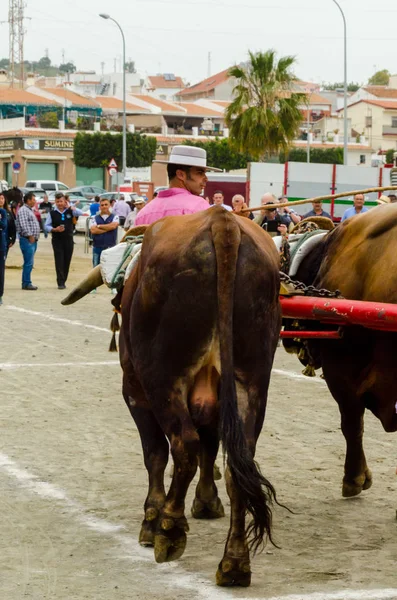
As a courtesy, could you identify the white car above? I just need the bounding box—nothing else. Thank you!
[25,180,69,192]
[75,200,94,233]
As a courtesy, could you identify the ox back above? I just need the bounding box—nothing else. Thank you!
[118,207,281,586]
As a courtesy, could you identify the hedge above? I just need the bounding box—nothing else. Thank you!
[73,132,157,169]
[182,138,253,171]
[280,147,344,165]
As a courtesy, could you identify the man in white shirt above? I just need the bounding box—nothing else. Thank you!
[210,190,232,211]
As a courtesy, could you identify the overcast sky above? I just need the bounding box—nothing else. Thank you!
[0,0,396,87]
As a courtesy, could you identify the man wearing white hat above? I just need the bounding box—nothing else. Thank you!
[135,145,221,226]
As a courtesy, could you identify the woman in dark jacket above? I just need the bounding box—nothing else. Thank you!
[2,191,16,249]
[0,190,8,305]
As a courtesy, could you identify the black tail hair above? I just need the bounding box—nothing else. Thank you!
[212,214,277,553]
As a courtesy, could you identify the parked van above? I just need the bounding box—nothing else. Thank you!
[25,180,69,192]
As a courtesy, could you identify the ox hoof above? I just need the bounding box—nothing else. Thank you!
[154,516,189,563]
[139,507,160,547]
[216,558,251,587]
[191,496,225,520]
[342,469,373,498]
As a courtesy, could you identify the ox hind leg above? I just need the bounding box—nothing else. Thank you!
[123,378,169,547]
[321,341,372,497]
[190,366,225,520]
[143,381,201,563]
[216,382,267,588]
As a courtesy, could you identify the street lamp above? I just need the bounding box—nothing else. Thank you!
[99,13,127,180]
[331,0,348,165]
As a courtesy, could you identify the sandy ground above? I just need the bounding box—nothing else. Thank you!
[1,235,397,600]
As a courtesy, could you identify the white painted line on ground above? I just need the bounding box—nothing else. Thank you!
[264,592,397,600]
[5,305,110,333]
[0,361,119,370]
[273,368,326,384]
[1,452,396,600]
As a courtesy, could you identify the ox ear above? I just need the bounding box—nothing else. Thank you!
[61,265,104,305]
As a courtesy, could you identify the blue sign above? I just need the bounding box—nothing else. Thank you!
[12,161,21,171]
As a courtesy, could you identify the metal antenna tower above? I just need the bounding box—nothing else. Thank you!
[8,0,25,88]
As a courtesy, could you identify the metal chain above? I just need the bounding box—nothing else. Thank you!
[280,272,343,299]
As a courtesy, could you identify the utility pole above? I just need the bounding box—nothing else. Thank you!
[207,51,211,78]
[62,48,65,64]
[101,61,105,76]
[8,0,25,88]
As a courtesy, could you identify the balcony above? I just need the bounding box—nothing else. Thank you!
[383,125,397,135]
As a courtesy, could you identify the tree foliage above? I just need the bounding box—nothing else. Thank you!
[368,69,390,86]
[182,138,252,171]
[322,82,360,92]
[59,62,76,74]
[280,147,343,165]
[74,132,157,169]
[125,61,136,74]
[386,148,395,164]
[225,50,306,161]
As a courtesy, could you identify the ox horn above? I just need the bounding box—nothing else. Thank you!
[61,265,104,305]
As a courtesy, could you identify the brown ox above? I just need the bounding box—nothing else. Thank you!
[62,207,281,586]
[286,203,397,498]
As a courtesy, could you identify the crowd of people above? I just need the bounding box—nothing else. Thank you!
[0,143,395,306]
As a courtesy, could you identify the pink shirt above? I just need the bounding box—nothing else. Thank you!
[135,188,209,226]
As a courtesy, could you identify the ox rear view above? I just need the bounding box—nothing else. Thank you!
[62,207,282,586]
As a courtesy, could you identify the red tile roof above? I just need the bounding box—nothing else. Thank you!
[338,99,397,111]
[0,129,77,138]
[133,95,185,113]
[95,96,149,112]
[147,75,184,89]
[0,88,61,106]
[178,68,230,97]
[305,93,332,106]
[44,87,99,107]
[364,86,397,99]
[178,102,224,117]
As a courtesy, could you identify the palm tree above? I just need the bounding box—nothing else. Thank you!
[225,50,307,160]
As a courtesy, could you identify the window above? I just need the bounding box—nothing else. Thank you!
[365,116,372,128]
[59,184,68,190]
[392,117,397,128]
[360,154,366,164]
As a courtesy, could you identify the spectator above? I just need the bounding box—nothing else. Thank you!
[39,193,52,238]
[135,145,217,226]
[210,190,232,211]
[232,194,254,219]
[1,191,16,250]
[90,197,119,267]
[0,191,9,305]
[113,194,131,226]
[341,193,369,222]
[302,200,332,220]
[45,192,83,290]
[255,198,290,237]
[16,191,41,290]
[278,196,301,225]
[388,194,397,203]
[90,195,101,216]
[8,187,23,220]
[124,197,146,230]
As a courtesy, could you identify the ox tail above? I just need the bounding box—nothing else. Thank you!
[212,214,277,554]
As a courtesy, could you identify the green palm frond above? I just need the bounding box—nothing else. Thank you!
[227,49,304,160]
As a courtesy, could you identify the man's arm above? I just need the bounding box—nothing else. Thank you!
[72,208,83,217]
[96,221,119,231]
